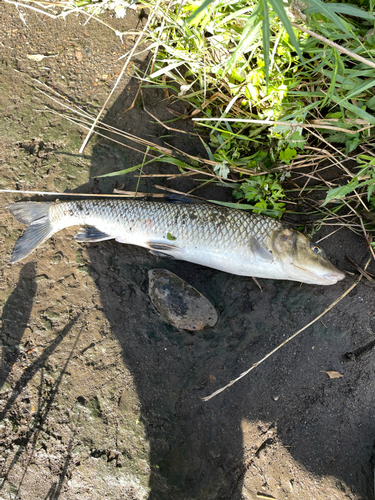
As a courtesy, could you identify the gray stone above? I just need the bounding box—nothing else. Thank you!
[148,269,218,331]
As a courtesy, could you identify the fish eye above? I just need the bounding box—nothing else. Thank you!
[310,243,320,254]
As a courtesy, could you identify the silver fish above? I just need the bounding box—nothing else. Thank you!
[6,199,345,285]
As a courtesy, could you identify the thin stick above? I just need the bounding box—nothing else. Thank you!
[142,94,199,136]
[11,0,139,36]
[291,22,375,71]
[193,117,372,134]
[154,184,207,201]
[18,0,69,5]
[0,189,155,198]
[0,188,194,199]
[308,127,350,159]
[79,0,160,153]
[202,267,369,402]
[358,215,375,261]
[136,171,198,178]
[4,0,58,18]
[315,226,344,243]
[112,190,165,197]
[346,256,375,283]
[64,7,140,35]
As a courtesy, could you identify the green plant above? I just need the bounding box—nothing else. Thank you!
[55,0,375,244]
[135,0,375,238]
[232,174,286,217]
[324,155,375,206]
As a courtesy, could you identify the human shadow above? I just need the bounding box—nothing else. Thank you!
[0,317,82,496]
[0,262,37,390]
[81,73,375,499]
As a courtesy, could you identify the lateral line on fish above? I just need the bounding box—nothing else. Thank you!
[202,262,369,402]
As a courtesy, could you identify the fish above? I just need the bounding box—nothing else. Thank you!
[6,199,345,285]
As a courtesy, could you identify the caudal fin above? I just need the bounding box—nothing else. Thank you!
[7,202,54,263]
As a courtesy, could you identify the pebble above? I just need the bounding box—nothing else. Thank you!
[148,269,218,331]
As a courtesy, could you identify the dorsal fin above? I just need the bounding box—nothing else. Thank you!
[165,194,203,204]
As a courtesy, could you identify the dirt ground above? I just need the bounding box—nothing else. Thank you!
[0,3,375,500]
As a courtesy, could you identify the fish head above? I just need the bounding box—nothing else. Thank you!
[270,228,345,285]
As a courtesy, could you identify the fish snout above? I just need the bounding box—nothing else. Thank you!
[322,271,346,284]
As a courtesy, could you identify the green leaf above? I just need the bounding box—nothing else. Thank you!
[268,0,303,60]
[167,232,177,241]
[307,2,375,21]
[150,61,186,79]
[335,79,375,107]
[367,182,375,201]
[225,4,263,73]
[287,129,306,149]
[199,136,215,162]
[153,157,189,170]
[326,132,350,143]
[323,179,359,205]
[97,164,141,178]
[209,200,255,210]
[261,0,270,87]
[187,0,215,23]
[305,0,352,36]
[345,136,361,155]
[367,95,375,110]
[320,49,339,108]
[279,147,297,164]
[208,200,283,217]
[330,94,375,126]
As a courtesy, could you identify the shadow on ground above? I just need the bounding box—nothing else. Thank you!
[0,69,374,500]
[0,263,37,390]
[75,73,375,499]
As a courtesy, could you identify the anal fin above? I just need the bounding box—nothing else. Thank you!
[148,242,179,253]
[74,226,114,242]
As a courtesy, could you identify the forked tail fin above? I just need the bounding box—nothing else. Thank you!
[7,202,54,263]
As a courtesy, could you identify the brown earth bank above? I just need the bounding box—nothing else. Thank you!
[0,3,375,499]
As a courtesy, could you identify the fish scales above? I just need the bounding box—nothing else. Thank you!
[50,199,284,250]
[6,199,345,285]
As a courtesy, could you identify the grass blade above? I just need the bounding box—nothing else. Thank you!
[305,0,352,36]
[187,0,215,24]
[268,0,303,59]
[308,2,375,21]
[261,0,270,87]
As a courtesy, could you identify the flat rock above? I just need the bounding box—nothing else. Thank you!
[148,269,218,331]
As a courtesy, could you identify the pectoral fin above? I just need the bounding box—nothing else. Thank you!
[147,241,179,257]
[249,236,273,261]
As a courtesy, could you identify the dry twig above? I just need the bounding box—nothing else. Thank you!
[203,259,370,401]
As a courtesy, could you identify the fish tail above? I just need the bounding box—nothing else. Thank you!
[7,202,55,263]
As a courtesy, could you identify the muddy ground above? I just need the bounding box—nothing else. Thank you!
[0,3,375,500]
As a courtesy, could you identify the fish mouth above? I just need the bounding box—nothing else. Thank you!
[322,272,345,284]
[291,263,346,285]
